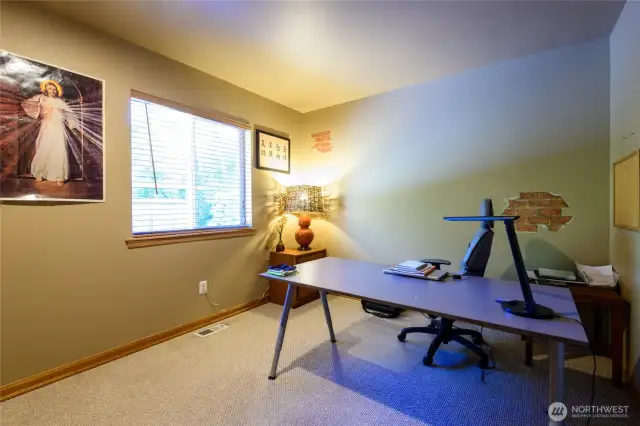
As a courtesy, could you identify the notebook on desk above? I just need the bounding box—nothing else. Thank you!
[383,268,449,281]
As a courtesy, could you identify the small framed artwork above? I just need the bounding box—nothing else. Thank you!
[255,129,290,174]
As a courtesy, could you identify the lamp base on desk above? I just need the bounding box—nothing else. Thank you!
[500,301,555,319]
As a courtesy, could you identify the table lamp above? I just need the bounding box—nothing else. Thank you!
[444,215,554,319]
[284,185,324,251]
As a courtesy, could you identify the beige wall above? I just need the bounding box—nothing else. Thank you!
[293,38,610,282]
[0,2,302,385]
[610,1,640,390]
[0,2,618,388]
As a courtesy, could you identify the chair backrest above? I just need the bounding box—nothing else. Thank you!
[459,199,495,277]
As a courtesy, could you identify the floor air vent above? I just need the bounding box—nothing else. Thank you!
[194,323,229,337]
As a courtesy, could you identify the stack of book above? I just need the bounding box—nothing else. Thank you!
[387,260,437,277]
[267,264,298,277]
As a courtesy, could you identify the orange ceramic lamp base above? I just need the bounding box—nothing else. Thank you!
[295,215,314,251]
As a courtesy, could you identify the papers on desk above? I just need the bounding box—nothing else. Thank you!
[384,260,448,281]
[393,260,433,273]
[388,260,436,276]
[538,268,577,281]
[575,263,619,288]
[526,269,584,287]
[396,260,427,270]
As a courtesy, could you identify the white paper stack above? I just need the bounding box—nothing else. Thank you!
[385,260,437,278]
[394,260,429,272]
[575,263,619,288]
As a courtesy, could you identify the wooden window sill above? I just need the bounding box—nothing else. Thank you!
[125,228,257,249]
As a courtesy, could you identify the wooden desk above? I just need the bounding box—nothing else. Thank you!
[524,285,630,386]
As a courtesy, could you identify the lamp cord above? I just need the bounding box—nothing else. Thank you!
[205,285,271,311]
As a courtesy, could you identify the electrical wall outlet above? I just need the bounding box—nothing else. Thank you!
[199,280,208,295]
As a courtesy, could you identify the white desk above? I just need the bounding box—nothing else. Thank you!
[260,257,589,426]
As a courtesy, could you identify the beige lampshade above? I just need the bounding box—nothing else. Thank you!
[284,185,324,214]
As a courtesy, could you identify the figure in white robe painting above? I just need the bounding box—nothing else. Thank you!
[21,80,77,186]
[0,50,104,201]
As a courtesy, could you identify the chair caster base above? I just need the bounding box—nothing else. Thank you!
[422,356,434,366]
[473,336,483,345]
[397,333,406,342]
[268,376,276,380]
[478,359,489,369]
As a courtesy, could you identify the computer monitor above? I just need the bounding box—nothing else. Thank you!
[444,215,555,320]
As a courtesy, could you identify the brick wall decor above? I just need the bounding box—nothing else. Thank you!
[501,192,573,233]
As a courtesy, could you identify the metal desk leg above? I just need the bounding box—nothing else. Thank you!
[320,291,337,343]
[611,306,626,386]
[268,284,294,380]
[549,340,565,426]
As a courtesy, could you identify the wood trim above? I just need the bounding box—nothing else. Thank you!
[126,228,257,249]
[130,90,252,130]
[0,296,268,402]
[613,149,640,231]
[613,149,640,166]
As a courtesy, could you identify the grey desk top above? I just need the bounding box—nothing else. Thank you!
[260,257,589,346]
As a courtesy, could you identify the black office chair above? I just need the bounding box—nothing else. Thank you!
[397,199,495,368]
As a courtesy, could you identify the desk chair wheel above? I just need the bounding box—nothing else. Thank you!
[397,333,406,342]
[473,335,483,345]
[478,358,489,369]
[422,356,434,366]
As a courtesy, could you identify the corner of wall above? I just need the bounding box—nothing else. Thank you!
[609,0,640,392]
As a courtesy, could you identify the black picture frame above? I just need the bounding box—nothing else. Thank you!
[255,129,291,174]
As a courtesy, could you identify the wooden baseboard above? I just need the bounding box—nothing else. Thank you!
[0,296,268,402]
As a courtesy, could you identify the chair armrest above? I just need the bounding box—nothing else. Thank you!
[420,259,451,270]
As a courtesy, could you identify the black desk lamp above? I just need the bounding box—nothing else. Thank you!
[444,215,555,319]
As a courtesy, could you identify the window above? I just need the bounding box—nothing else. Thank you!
[128,92,253,247]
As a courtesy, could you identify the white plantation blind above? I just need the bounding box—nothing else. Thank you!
[130,97,252,234]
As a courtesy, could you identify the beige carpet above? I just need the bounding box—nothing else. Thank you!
[1,297,638,425]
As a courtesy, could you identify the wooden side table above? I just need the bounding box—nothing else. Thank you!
[268,248,326,308]
[569,285,630,386]
[524,285,630,386]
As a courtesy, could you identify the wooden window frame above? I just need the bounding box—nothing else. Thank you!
[127,90,254,249]
[125,227,257,249]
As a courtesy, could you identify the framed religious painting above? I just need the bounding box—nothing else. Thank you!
[0,50,105,202]
[255,129,290,174]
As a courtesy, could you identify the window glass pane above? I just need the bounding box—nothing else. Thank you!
[130,97,251,234]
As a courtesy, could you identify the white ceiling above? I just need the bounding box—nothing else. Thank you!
[41,1,624,112]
